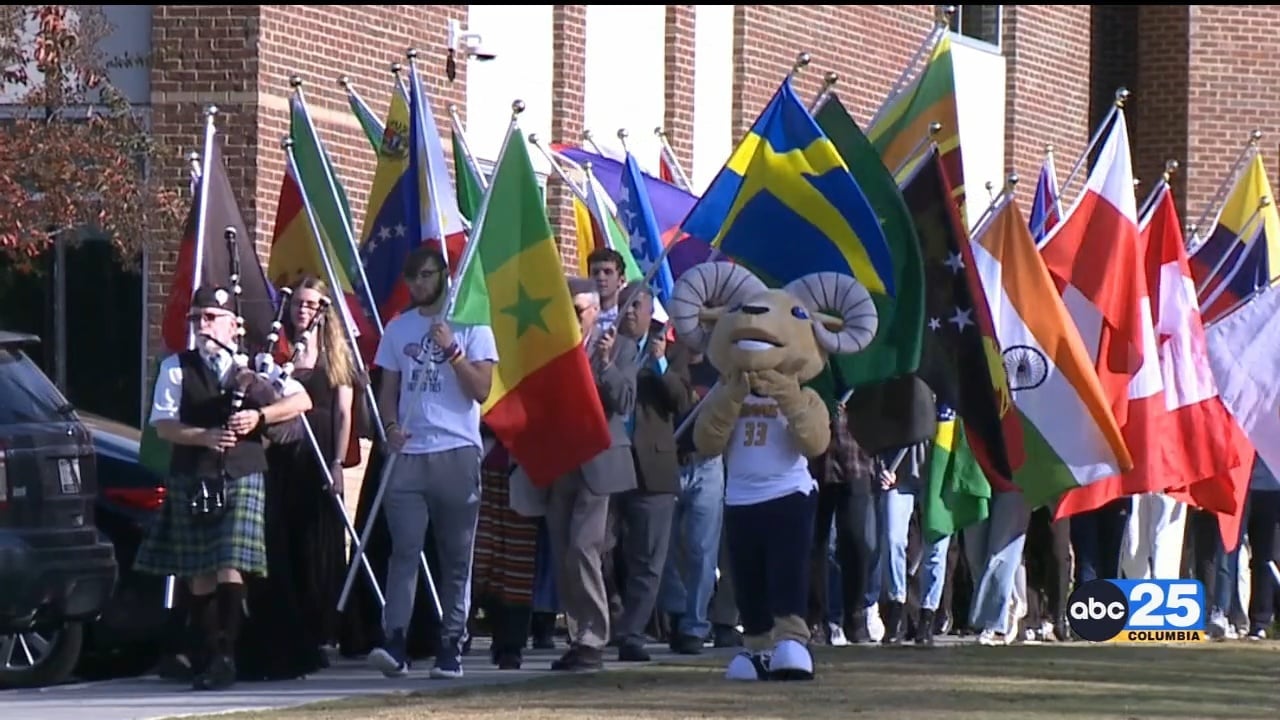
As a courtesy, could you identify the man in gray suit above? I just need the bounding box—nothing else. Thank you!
[546,277,640,672]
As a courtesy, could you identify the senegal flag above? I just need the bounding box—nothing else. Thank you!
[449,121,612,486]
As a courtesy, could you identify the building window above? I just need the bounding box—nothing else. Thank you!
[948,5,1001,51]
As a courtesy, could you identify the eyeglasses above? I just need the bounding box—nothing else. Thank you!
[409,267,444,280]
[188,311,231,324]
[295,300,323,311]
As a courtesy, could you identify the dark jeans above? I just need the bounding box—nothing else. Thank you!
[1069,499,1128,585]
[807,483,876,628]
[726,491,818,638]
[1025,507,1071,626]
[1247,490,1280,630]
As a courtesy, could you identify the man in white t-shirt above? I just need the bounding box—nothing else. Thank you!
[366,245,498,681]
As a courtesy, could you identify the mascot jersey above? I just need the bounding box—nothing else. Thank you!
[724,393,818,507]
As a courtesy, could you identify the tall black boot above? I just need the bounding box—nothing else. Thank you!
[530,611,557,649]
[497,604,531,670]
[916,610,936,647]
[196,582,244,691]
[882,601,905,646]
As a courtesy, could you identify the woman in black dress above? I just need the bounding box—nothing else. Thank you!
[237,275,360,680]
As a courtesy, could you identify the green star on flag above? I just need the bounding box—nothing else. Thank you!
[501,283,552,337]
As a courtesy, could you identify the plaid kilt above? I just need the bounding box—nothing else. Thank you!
[133,472,269,579]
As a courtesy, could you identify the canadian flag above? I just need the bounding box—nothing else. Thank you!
[1041,111,1169,520]
[1140,182,1245,518]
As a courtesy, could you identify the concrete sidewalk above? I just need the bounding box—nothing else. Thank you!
[1,642,734,720]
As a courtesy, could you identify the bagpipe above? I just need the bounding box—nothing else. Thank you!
[188,226,326,520]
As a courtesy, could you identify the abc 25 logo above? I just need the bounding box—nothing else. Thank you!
[1067,579,1207,643]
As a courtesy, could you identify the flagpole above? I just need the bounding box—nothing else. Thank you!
[1137,160,1179,223]
[1029,88,1129,242]
[337,74,385,146]
[286,133,442,619]
[444,100,524,319]
[582,129,606,157]
[288,77,385,335]
[969,174,1019,243]
[892,122,943,178]
[653,127,694,191]
[406,48,455,273]
[1189,130,1264,251]
[448,103,490,192]
[809,71,841,114]
[187,106,218,350]
[866,6,953,131]
[1193,195,1272,297]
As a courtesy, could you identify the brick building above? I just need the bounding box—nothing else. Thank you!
[11,4,1280,426]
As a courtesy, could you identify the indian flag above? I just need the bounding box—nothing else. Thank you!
[868,33,965,213]
[970,195,1131,507]
[450,121,612,486]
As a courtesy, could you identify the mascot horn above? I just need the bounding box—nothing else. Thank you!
[668,261,877,683]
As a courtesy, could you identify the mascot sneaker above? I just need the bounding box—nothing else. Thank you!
[767,639,814,681]
[725,651,771,681]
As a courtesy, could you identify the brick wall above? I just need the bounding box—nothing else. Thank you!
[662,5,696,180]
[731,5,934,141]
[549,5,588,273]
[1002,5,1092,209]
[145,4,467,365]
[1131,6,1188,217]
[1183,5,1280,231]
[148,5,263,363]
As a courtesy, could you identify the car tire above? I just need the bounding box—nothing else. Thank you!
[0,621,85,690]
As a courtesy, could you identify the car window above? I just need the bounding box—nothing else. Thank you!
[0,347,74,424]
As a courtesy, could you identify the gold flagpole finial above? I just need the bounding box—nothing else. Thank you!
[1113,87,1131,108]
[790,52,811,77]
[1162,159,1179,183]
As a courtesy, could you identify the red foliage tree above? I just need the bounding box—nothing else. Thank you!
[0,5,185,271]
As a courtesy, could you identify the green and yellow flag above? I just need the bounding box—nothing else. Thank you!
[449,121,611,486]
[868,33,966,214]
[923,408,991,543]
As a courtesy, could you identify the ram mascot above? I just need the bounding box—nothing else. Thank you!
[670,261,878,682]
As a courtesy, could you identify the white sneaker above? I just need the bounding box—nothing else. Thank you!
[768,639,814,681]
[827,622,849,647]
[1207,609,1229,640]
[976,629,1001,646]
[725,651,770,681]
[866,604,885,643]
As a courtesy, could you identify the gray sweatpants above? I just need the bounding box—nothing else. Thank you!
[382,446,482,650]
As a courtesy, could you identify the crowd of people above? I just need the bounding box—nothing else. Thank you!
[134,244,1280,692]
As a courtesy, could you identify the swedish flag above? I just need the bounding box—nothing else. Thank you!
[681,79,895,297]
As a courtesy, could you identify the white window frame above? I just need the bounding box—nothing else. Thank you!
[948,5,1003,54]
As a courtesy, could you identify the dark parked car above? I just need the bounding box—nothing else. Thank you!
[0,331,118,689]
[74,411,177,679]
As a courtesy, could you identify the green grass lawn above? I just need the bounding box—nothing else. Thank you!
[177,641,1280,720]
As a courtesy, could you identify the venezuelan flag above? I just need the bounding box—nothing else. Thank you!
[450,123,611,487]
[680,78,895,297]
[357,80,418,329]
[868,34,965,213]
[1190,153,1280,325]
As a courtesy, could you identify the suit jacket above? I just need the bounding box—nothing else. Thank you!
[578,333,640,496]
[631,342,694,494]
